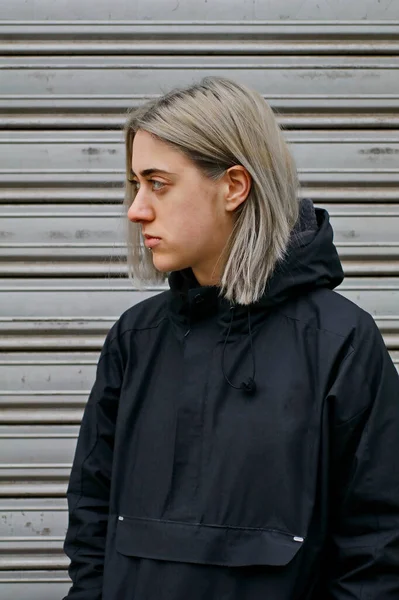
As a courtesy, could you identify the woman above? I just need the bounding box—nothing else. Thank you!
[63,77,399,599]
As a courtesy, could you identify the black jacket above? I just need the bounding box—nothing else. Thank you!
[63,202,399,599]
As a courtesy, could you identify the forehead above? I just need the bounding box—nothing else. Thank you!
[131,130,188,170]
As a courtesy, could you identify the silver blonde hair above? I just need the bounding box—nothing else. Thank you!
[124,76,300,305]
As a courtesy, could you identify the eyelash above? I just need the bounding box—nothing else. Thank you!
[131,180,165,192]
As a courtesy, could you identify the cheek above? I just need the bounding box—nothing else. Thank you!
[177,192,220,238]
[180,214,210,239]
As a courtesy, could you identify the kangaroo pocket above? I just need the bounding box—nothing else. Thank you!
[116,515,304,567]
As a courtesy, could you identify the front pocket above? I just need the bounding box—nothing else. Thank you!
[116,515,304,567]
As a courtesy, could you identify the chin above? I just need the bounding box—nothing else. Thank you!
[152,254,190,274]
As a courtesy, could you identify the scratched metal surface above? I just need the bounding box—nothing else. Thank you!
[0,4,398,598]
[1,55,399,130]
[1,0,399,21]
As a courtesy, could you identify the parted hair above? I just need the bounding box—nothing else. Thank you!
[124,76,300,305]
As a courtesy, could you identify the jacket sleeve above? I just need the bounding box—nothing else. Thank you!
[325,314,399,598]
[62,324,123,600]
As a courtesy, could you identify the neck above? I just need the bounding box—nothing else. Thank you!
[191,265,221,287]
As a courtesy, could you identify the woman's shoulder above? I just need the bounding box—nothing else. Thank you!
[100,290,171,358]
[279,285,380,352]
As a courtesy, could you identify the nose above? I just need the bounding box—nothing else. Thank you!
[127,189,155,224]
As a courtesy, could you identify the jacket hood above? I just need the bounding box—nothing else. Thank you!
[259,200,344,310]
[168,199,344,325]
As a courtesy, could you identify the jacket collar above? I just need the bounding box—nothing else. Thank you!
[167,199,343,338]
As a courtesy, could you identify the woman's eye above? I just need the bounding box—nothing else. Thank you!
[131,180,140,191]
[151,180,165,191]
[130,179,165,192]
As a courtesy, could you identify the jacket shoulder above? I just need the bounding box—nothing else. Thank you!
[281,287,381,352]
[100,289,170,358]
[119,289,170,331]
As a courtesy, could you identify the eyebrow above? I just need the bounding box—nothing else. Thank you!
[130,168,175,178]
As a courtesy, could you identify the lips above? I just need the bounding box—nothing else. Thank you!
[143,234,162,249]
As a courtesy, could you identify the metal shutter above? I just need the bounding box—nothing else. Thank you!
[1,2,398,597]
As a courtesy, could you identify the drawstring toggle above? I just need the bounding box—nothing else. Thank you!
[221,305,257,396]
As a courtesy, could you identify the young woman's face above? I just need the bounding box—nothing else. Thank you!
[128,130,248,286]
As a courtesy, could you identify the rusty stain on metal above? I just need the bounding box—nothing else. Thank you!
[48,230,69,240]
[299,71,354,80]
[360,147,399,155]
[343,229,358,238]
[74,229,91,239]
[82,147,100,155]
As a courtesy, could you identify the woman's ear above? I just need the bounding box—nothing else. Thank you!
[223,165,252,212]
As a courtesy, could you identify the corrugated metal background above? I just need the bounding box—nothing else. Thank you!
[0,1,398,598]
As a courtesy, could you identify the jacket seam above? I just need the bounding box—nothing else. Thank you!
[333,401,370,431]
[67,412,106,565]
[278,312,374,426]
[277,311,355,349]
[333,347,378,428]
[100,316,168,360]
[327,348,375,427]
[121,515,298,537]
[67,319,168,556]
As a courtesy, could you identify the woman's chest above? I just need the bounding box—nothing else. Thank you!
[111,320,328,534]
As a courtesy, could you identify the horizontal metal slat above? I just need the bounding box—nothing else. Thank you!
[0,497,67,531]
[0,279,159,316]
[0,500,68,566]
[302,187,399,203]
[2,172,398,187]
[2,56,399,100]
[2,55,399,131]
[0,503,67,577]
[1,21,399,54]
[0,352,96,390]
[1,203,399,275]
[0,482,68,497]
[0,425,76,496]
[5,55,399,66]
[0,353,97,424]
[0,426,77,459]
[0,571,70,600]
[0,39,332,53]
[1,131,399,187]
[0,186,123,204]
[0,554,67,571]
[0,316,119,351]
[3,114,399,131]
[3,96,399,110]
[5,41,399,56]
[1,185,399,205]
[2,0,399,21]
[0,397,87,425]
[0,262,127,277]
[4,126,399,142]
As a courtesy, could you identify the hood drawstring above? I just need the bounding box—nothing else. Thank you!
[221,306,257,395]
